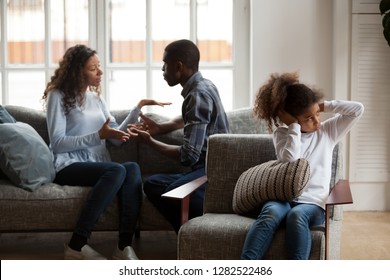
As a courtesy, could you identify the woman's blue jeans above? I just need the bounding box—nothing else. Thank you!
[241,200,325,260]
[54,161,143,240]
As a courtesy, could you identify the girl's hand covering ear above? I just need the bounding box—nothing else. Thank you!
[278,110,298,126]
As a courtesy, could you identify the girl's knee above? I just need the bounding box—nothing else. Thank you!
[260,201,288,218]
[286,209,308,228]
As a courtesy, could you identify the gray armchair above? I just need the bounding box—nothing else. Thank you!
[176,133,351,260]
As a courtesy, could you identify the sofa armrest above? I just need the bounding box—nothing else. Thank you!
[324,179,353,259]
[161,175,208,225]
[326,179,353,206]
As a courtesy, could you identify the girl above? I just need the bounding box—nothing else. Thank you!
[42,44,170,260]
[241,72,363,259]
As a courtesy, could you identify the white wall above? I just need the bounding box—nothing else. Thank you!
[250,0,333,100]
[249,0,390,211]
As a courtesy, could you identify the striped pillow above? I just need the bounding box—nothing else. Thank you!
[232,159,310,214]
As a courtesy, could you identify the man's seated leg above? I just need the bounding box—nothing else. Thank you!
[143,168,206,232]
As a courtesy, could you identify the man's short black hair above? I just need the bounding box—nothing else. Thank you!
[164,39,200,72]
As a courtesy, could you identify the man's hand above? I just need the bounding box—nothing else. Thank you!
[127,125,180,160]
[127,126,152,143]
[99,118,130,142]
[137,113,161,135]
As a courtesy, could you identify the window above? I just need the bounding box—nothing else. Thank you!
[1,0,249,117]
[1,0,89,109]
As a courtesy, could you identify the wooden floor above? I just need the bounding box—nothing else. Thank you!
[0,211,389,260]
[0,230,177,260]
[340,211,390,260]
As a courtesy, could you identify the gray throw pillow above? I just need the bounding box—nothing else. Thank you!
[0,105,16,123]
[232,158,310,214]
[0,122,56,191]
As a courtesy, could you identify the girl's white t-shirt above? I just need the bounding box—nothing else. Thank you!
[273,100,364,209]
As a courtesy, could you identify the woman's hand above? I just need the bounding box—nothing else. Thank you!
[278,110,298,126]
[99,118,130,142]
[137,99,172,109]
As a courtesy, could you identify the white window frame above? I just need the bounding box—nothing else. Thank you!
[0,0,250,110]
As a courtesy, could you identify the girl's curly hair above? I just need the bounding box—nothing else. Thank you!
[253,72,324,132]
[42,44,99,115]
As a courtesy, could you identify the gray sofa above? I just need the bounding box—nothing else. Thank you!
[0,105,346,259]
[0,105,262,234]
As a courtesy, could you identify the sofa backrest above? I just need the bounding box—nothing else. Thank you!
[3,105,273,179]
[108,107,268,176]
[5,105,50,145]
[226,107,268,134]
[205,134,276,213]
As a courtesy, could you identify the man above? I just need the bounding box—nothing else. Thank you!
[130,39,230,233]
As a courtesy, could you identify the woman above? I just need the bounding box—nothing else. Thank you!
[42,44,170,260]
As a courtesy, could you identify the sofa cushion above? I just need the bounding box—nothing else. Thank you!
[0,122,56,191]
[0,105,16,123]
[178,213,324,260]
[232,158,310,214]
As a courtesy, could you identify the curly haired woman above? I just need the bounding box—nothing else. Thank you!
[42,44,170,260]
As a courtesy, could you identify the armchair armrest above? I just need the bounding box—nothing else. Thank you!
[324,179,353,259]
[326,179,353,206]
[161,175,208,225]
